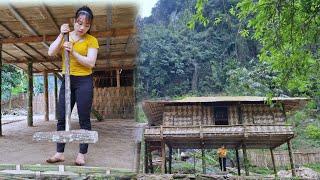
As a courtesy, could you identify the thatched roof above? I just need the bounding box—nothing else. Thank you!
[0,1,138,73]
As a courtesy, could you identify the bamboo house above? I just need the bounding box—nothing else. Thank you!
[142,96,308,176]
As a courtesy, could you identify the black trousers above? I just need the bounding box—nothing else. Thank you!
[56,75,93,154]
[219,157,227,171]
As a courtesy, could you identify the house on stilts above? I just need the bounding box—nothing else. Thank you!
[142,96,308,176]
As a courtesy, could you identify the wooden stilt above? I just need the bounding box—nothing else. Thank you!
[270,148,277,177]
[148,147,153,173]
[169,146,172,174]
[287,140,296,177]
[242,144,249,176]
[54,74,58,120]
[44,72,49,121]
[201,144,206,174]
[235,148,241,175]
[27,59,33,127]
[161,140,166,174]
[144,141,148,173]
[0,43,2,136]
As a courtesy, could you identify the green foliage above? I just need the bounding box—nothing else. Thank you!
[304,163,320,173]
[188,0,209,29]
[249,166,274,175]
[138,0,262,100]
[1,65,27,100]
[306,125,320,139]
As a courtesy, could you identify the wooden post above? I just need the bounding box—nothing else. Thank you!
[161,140,166,174]
[44,72,49,121]
[0,43,2,136]
[270,148,277,177]
[27,59,33,127]
[144,141,148,173]
[54,74,58,120]
[135,142,141,173]
[169,146,172,174]
[287,140,296,177]
[201,144,206,174]
[242,144,249,176]
[235,148,241,175]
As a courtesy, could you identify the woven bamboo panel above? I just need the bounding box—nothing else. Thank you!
[242,104,285,125]
[92,87,134,119]
[142,102,164,126]
[163,105,213,126]
[228,105,239,125]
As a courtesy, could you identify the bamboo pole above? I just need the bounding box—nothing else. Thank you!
[235,148,241,175]
[27,59,33,127]
[43,72,49,121]
[287,140,296,177]
[0,43,2,136]
[134,142,141,173]
[242,144,249,176]
[64,34,71,131]
[270,148,277,177]
[54,74,58,120]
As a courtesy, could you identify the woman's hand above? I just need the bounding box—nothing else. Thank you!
[63,41,73,52]
[60,23,70,34]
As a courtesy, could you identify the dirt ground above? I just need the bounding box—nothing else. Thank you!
[0,114,146,171]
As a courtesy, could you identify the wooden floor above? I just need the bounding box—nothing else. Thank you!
[0,117,146,171]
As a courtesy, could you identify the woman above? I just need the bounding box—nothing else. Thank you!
[46,6,99,166]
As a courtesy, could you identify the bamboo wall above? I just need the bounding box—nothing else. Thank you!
[93,87,134,119]
[248,149,320,167]
[163,105,213,126]
[161,104,285,126]
[242,104,285,124]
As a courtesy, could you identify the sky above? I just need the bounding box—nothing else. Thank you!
[0,0,159,18]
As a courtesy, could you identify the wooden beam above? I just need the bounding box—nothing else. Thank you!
[40,3,60,32]
[8,4,49,48]
[0,28,136,44]
[27,59,33,127]
[6,54,134,64]
[44,72,49,121]
[287,140,296,177]
[161,140,166,174]
[0,42,2,136]
[270,148,277,177]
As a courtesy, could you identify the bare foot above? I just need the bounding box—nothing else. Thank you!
[75,153,85,166]
[46,152,65,163]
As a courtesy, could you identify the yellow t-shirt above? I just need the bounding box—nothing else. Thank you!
[61,34,99,76]
[217,148,227,158]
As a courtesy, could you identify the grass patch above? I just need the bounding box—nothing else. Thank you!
[304,163,320,173]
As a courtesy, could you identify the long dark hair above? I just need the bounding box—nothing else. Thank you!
[75,6,94,34]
